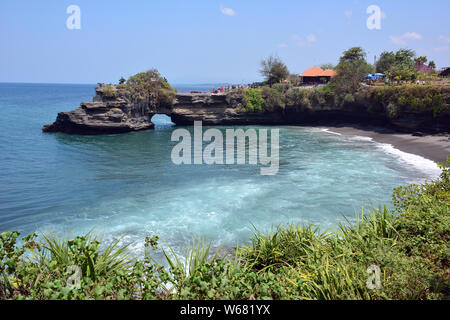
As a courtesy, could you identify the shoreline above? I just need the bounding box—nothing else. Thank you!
[315,124,450,164]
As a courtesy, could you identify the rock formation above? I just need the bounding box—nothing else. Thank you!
[43,84,286,134]
[42,84,155,134]
[43,84,450,134]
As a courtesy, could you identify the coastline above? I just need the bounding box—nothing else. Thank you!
[318,124,450,164]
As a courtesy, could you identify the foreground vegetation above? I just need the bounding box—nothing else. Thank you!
[1,159,449,300]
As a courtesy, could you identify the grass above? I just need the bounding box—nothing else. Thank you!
[162,237,221,278]
[1,159,449,300]
[31,232,134,276]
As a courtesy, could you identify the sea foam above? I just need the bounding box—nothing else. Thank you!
[376,143,441,179]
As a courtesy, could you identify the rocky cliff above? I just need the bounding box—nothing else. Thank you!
[43,84,155,134]
[43,84,450,134]
[42,84,286,134]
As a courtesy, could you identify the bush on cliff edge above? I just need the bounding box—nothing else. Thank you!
[125,69,176,108]
[232,84,449,123]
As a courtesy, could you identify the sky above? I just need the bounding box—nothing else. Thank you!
[1,0,449,84]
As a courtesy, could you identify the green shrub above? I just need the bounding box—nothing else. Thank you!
[363,85,449,118]
[261,87,285,111]
[126,69,176,108]
[344,93,355,104]
[272,83,291,94]
[243,88,265,112]
[102,85,118,99]
[237,83,449,120]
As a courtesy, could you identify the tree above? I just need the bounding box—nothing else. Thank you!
[376,51,395,73]
[260,56,289,86]
[395,49,416,68]
[385,49,417,82]
[330,47,373,94]
[387,64,417,82]
[414,56,428,65]
[428,60,436,70]
[126,69,176,107]
[320,63,336,70]
[339,47,366,64]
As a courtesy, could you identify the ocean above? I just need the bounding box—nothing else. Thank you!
[0,83,441,257]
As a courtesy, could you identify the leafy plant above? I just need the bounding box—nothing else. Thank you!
[126,69,176,108]
[1,159,449,300]
[102,85,118,99]
[31,232,134,279]
[243,88,265,112]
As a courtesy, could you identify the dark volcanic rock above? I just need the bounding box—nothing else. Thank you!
[42,86,286,135]
[169,93,285,125]
[43,84,450,135]
[43,85,155,134]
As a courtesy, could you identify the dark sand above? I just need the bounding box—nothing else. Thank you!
[315,125,450,164]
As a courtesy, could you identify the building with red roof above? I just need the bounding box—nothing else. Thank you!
[414,62,434,75]
[300,67,337,84]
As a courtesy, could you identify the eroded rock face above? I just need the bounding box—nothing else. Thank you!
[170,93,285,125]
[43,84,450,135]
[42,85,286,135]
[43,85,155,134]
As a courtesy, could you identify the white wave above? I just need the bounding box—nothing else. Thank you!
[323,131,441,179]
[377,143,441,178]
[321,128,342,136]
[347,135,373,142]
[206,211,217,217]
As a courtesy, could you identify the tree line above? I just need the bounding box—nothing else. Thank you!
[259,46,440,91]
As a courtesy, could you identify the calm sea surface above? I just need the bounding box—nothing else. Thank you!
[0,83,440,256]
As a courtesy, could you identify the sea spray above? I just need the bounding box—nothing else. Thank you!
[171,121,279,175]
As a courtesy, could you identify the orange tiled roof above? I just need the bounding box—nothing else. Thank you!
[301,67,337,77]
[320,69,337,77]
[301,67,324,77]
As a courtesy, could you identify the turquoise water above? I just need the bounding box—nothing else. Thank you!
[0,83,440,256]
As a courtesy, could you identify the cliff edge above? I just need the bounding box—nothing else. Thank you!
[43,84,450,134]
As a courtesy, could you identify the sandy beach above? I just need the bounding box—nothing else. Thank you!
[317,125,450,164]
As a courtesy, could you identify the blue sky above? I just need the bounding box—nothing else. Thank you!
[1,0,449,84]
